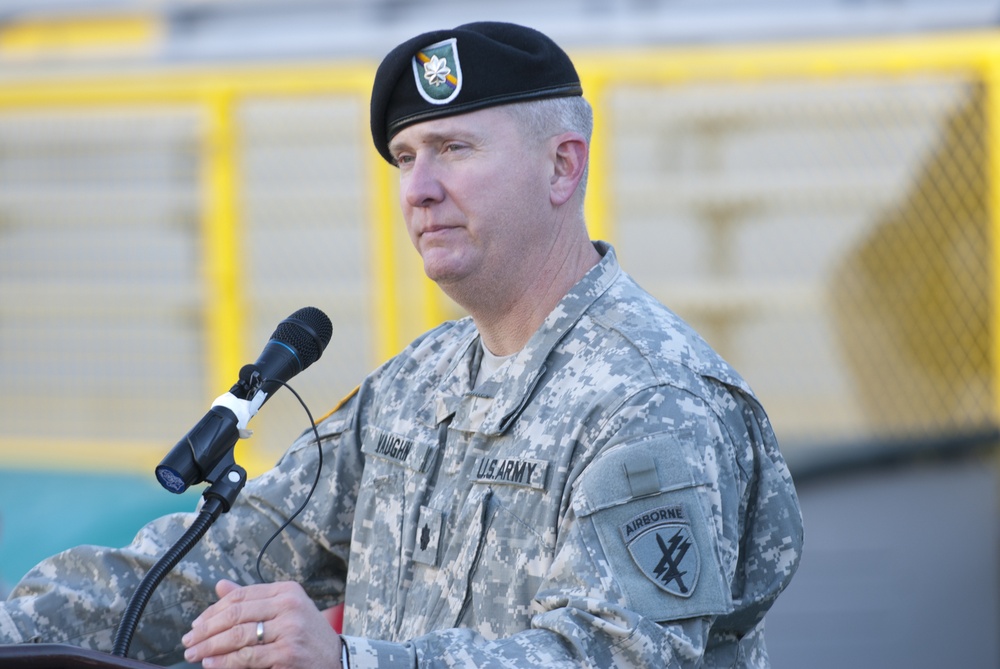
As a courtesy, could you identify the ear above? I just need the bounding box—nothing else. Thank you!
[549,132,588,207]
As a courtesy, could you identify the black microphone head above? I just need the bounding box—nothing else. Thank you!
[239,307,333,400]
[272,306,333,369]
[158,306,334,496]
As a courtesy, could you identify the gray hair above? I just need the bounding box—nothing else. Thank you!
[504,96,593,198]
[506,95,594,142]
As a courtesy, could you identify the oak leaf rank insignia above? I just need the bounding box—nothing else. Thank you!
[412,38,462,105]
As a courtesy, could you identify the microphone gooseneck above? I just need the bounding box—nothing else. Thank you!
[113,307,332,659]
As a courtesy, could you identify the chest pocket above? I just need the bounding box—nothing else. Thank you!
[572,435,733,623]
[347,425,437,639]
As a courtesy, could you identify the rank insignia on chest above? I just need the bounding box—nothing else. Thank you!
[620,505,700,598]
[413,505,444,567]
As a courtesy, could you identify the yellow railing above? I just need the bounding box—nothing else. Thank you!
[0,29,996,473]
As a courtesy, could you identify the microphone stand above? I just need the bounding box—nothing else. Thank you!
[110,457,247,659]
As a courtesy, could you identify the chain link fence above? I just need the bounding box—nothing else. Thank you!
[0,34,996,472]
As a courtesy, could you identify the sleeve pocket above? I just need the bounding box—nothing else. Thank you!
[572,436,733,623]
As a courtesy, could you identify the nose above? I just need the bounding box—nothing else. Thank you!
[401,154,445,208]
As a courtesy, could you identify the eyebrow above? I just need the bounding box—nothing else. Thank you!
[389,127,483,156]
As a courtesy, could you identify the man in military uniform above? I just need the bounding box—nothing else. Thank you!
[0,22,803,669]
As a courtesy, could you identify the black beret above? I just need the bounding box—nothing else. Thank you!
[370,21,583,164]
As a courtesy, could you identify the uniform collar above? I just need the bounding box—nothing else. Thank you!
[432,241,621,433]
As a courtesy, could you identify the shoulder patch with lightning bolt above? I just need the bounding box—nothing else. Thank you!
[620,505,701,598]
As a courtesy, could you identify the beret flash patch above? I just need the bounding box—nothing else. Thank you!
[371,22,583,163]
[621,505,700,598]
[412,38,462,105]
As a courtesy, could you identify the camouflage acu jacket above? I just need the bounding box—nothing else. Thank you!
[0,243,803,668]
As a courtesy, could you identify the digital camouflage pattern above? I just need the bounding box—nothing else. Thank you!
[0,243,803,667]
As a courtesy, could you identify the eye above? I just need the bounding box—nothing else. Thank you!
[443,141,472,154]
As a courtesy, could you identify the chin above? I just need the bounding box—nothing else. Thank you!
[424,265,463,285]
[421,252,472,285]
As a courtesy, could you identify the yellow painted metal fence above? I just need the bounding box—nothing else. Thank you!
[0,30,996,473]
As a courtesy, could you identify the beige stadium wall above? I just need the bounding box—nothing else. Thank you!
[0,30,996,478]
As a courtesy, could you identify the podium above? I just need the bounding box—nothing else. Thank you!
[0,644,161,668]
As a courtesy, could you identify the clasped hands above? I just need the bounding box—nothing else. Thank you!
[182,580,343,669]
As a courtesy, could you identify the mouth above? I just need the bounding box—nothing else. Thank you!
[419,224,461,241]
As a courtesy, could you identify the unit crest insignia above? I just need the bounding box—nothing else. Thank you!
[412,38,463,105]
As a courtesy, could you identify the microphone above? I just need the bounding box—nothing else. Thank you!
[155,307,333,494]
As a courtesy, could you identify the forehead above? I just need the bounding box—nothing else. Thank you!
[388,106,517,151]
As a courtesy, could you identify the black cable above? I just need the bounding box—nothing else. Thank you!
[254,378,324,584]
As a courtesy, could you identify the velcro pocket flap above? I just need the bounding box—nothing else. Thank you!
[573,435,732,621]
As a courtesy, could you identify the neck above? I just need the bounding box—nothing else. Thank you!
[465,238,601,356]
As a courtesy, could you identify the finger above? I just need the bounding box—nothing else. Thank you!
[215,578,242,599]
[201,643,273,669]
[186,598,246,646]
[183,582,313,661]
[185,583,304,656]
[184,619,266,664]
[188,580,245,640]
[185,596,259,652]
[191,582,279,640]
[212,580,297,608]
